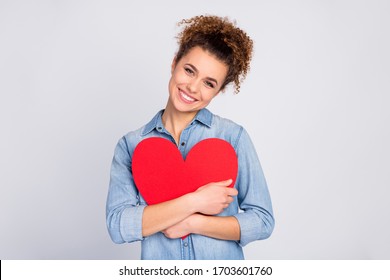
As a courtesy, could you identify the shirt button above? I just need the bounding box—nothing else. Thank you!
[157,127,162,131]
[183,242,188,247]
[181,142,185,146]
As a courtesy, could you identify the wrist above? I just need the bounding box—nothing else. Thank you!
[188,214,205,235]
[183,192,199,214]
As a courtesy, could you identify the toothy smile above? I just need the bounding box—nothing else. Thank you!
[179,89,196,103]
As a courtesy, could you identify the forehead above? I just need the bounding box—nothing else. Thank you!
[178,46,228,82]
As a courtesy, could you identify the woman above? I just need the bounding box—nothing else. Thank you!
[106,15,274,260]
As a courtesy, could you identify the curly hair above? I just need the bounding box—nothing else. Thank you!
[175,15,253,94]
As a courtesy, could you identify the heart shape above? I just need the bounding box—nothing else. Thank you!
[132,137,238,206]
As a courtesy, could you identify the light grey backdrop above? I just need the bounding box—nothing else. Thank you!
[1,0,389,259]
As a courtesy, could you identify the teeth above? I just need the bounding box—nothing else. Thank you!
[180,90,195,102]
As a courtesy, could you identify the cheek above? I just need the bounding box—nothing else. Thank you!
[169,71,180,87]
[201,90,218,103]
[172,69,189,84]
[168,73,186,95]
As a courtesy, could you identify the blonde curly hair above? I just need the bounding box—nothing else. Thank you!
[175,15,253,93]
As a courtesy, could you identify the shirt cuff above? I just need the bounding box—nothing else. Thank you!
[120,205,146,242]
[234,211,261,247]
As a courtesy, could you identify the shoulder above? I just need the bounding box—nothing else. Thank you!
[122,127,144,151]
[211,113,243,131]
[112,127,143,161]
[209,111,246,150]
[116,110,162,155]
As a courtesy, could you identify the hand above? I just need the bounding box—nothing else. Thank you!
[191,179,238,215]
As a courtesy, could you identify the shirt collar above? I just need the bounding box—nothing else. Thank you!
[192,108,213,127]
[141,108,213,136]
[141,110,164,136]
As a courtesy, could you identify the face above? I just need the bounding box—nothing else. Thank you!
[167,46,228,114]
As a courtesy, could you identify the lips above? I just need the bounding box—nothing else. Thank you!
[179,89,197,104]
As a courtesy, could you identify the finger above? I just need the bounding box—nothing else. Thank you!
[223,203,230,209]
[223,179,233,185]
[212,179,233,186]
[226,188,238,196]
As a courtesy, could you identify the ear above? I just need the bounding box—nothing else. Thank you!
[171,57,177,74]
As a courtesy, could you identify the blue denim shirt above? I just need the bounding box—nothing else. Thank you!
[106,108,274,259]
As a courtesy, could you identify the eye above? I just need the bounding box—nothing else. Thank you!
[184,67,194,75]
[204,80,215,88]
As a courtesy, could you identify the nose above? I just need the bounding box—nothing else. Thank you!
[187,78,201,94]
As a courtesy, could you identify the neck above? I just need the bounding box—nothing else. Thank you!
[162,102,198,144]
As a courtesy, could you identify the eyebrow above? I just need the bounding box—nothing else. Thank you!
[186,63,219,85]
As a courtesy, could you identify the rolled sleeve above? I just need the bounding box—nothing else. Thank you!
[119,205,146,242]
[233,128,275,247]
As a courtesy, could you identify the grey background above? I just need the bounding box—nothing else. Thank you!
[1,0,389,259]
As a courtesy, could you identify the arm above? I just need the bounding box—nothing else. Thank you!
[106,136,144,244]
[233,127,275,246]
[142,180,237,237]
[162,128,275,245]
[162,214,240,240]
[106,136,237,243]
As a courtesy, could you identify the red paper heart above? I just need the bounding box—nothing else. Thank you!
[132,137,238,205]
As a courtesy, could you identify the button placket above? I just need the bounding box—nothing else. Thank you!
[181,237,191,260]
[178,131,188,154]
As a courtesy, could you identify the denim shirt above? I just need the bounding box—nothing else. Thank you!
[106,108,274,260]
